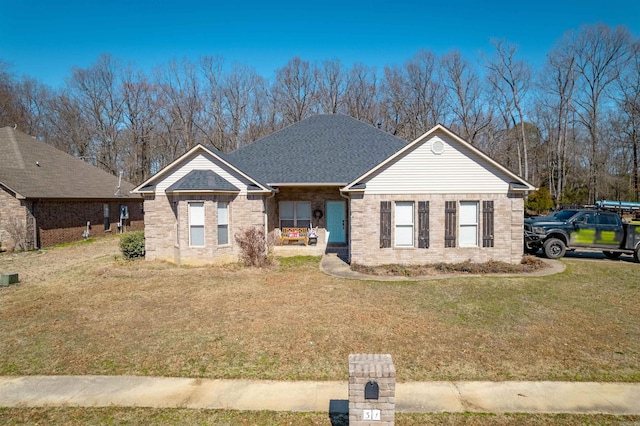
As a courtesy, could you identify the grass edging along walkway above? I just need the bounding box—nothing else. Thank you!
[1,238,639,382]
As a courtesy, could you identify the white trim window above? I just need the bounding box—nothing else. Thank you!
[217,201,229,245]
[189,202,205,247]
[395,201,414,247]
[279,201,311,228]
[459,201,478,247]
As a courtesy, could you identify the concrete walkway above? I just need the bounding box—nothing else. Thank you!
[1,376,639,414]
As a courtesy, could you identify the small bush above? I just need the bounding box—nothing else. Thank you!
[119,231,145,259]
[235,226,272,267]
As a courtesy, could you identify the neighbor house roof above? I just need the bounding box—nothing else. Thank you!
[0,126,140,200]
[225,114,408,185]
[166,170,240,193]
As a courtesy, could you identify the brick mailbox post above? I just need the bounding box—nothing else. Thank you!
[348,354,396,425]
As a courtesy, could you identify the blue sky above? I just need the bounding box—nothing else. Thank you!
[1,0,639,88]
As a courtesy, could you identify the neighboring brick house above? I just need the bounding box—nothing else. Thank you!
[0,126,144,250]
[134,114,535,266]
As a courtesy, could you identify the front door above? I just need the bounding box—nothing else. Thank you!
[326,201,346,244]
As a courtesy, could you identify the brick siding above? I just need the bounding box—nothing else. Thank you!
[0,186,144,250]
[350,193,525,266]
[144,193,264,265]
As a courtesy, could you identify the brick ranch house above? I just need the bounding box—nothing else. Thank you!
[0,126,144,250]
[133,114,535,266]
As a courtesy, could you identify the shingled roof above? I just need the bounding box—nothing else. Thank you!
[0,126,140,200]
[225,114,407,185]
[166,170,240,192]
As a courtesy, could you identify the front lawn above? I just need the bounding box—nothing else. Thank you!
[1,238,639,382]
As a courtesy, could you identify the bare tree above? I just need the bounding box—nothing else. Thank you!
[120,68,159,183]
[344,63,379,126]
[155,57,207,163]
[570,24,632,203]
[68,53,124,174]
[316,59,347,114]
[537,38,577,201]
[223,64,263,150]
[616,40,640,200]
[272,57,317,124]
[484,39,532,180]
[441,51,491,144]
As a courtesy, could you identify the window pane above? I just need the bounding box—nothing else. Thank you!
[281,219,295,228]
[189,202,205,226]
[396,225,414,246]
[190,226,205,246]
[296,202,311,221]
[297,220,311,229]
[459,225,477,247]
[217,202,228,225]
[395,202,414,225]
[280,202,294,219]
[218,225,228,245]
[459,201,477,225]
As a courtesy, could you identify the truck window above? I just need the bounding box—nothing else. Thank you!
[597,214,618,225]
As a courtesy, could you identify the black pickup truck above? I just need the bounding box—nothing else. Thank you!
[524,209,640,262]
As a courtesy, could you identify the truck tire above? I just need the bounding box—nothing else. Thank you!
[603,251,622,260]
[634,246,640,263]
[543,238,566,259]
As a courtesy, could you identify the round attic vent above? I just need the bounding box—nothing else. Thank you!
[431,140,444,154]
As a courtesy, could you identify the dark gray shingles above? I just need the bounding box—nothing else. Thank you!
[166,170,239,192]
[226,115,407,184]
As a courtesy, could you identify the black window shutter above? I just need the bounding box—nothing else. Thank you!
[482,200,495,248]
[380,201,391,248]
[418,201,430,248]
[444,201,457,248]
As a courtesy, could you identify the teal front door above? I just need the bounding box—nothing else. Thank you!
[326,201,346,243]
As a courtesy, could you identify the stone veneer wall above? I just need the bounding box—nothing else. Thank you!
[350,193,524,266]
[144,193,264,265]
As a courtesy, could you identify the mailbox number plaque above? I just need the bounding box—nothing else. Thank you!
[363,409,381,421]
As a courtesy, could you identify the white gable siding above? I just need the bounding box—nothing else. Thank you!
[363,132,513,194]
[155,151,251,194]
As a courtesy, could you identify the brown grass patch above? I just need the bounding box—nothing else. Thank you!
[1,238,639,382]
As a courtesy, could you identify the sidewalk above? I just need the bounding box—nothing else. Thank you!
[1,376,639,414]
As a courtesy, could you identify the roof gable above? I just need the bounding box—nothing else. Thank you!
[133,145,271,194]
[226,114,407,185]
[344,124,535,193]
[0,126,140,200]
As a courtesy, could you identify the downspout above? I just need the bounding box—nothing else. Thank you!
[339,189,351,263]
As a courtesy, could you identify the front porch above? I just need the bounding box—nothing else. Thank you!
[272,241,348,259]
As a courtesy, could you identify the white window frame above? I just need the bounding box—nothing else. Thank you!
[188,201,205,247]
[279,201,311,229]
[217,201,229,246]
[459,201,478,247]
[395,201,414,247]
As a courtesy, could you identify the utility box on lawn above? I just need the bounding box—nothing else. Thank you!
[1,272,19,286]
[348,353,395,425]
